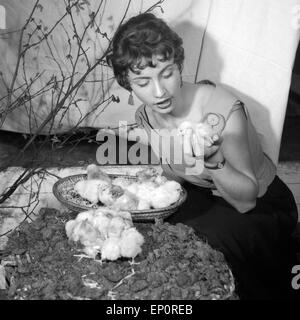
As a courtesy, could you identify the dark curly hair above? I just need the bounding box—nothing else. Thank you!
[106,13,184,91]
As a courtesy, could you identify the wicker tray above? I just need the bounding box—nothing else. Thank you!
[53,174,187,222]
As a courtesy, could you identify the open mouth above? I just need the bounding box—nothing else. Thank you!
[156,98,172,109]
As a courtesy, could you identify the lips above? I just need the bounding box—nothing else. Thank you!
[156,98,172,109]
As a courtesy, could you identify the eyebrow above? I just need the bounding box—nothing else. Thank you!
[131,63,174,80]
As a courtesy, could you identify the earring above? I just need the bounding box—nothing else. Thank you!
[180,76,183,88]
[128,91,134,105]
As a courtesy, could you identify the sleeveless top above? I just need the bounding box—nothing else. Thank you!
[135,82,276,198]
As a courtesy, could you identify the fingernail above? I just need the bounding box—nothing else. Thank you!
[212,134,219,141]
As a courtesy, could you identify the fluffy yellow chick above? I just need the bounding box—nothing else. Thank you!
[107,216,128,238]
[73,164,112,204]
[81,245,102,259]
[126,181,156,203]
[65,208,138,261]
[90,211,111,239]
[136,167,159,183]
[114,210,134,228]
[65,210,95,241]
[98,184,138,210]
[177,120,194,136]
[153,175,167,186]
[112,192,138,211]
[195,122,216,145]
[98,184,123,206]
[74,179,110,204]
[65,219,77,240]
[150,180,181,209]
[119,227,145,264]
[100,236,121,262]
[75,210,94,222]
[113,177,132,189]
[86,164,111,183]
[65,218,104,259]
[178,114,225,148]
[137,199,151,210]
[71,219,101,246]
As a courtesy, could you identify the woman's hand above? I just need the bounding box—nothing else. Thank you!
[179,122,222,162]
[178,113,225,162]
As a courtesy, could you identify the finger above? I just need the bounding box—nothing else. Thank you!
[202,113,226,135]
[212,134,220,142]
[204,144,220,159]
[195,125,214,146]
[203,135,214,147]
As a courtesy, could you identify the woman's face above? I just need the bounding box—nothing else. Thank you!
[127,55,182,114]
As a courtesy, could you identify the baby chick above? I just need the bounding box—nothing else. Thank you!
[75,209,94,223]
[136,167,159,183]
[98,184,138,210]
[119,227,145,265]
[65,219,77,240]
[153,175,167,186]
[65,207,141,263]
[150,180,181,209]
[114,210,134,228]
[107,216,128,238]
[66,218,104,259]
[113,177,132,189]
[137,199,151,210]
[74,179,110,204]
[71,219,101,246]
[86,164,111,183]
[98,184,124,206]
[91,211,111,239]
[100,236,121,262]
[111,192,138,211]
[126,181,157,203]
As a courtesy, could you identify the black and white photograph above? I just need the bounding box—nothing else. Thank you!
[0,0,300,304]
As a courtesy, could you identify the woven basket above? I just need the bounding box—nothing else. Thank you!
[53,174,187,222]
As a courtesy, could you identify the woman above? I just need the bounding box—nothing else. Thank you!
[107,13,299,299]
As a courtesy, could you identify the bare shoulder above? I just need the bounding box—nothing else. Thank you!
[192,81,216,107]
[181,81,216,120]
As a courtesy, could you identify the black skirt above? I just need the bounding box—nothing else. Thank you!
[166,175,299,300]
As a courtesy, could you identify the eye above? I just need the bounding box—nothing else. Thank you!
[162,70,173,79]
[135,80,149,88]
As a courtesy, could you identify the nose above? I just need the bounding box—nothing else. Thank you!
[153,80,166,98]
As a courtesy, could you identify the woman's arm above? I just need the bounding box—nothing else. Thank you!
[205,107,259,213]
